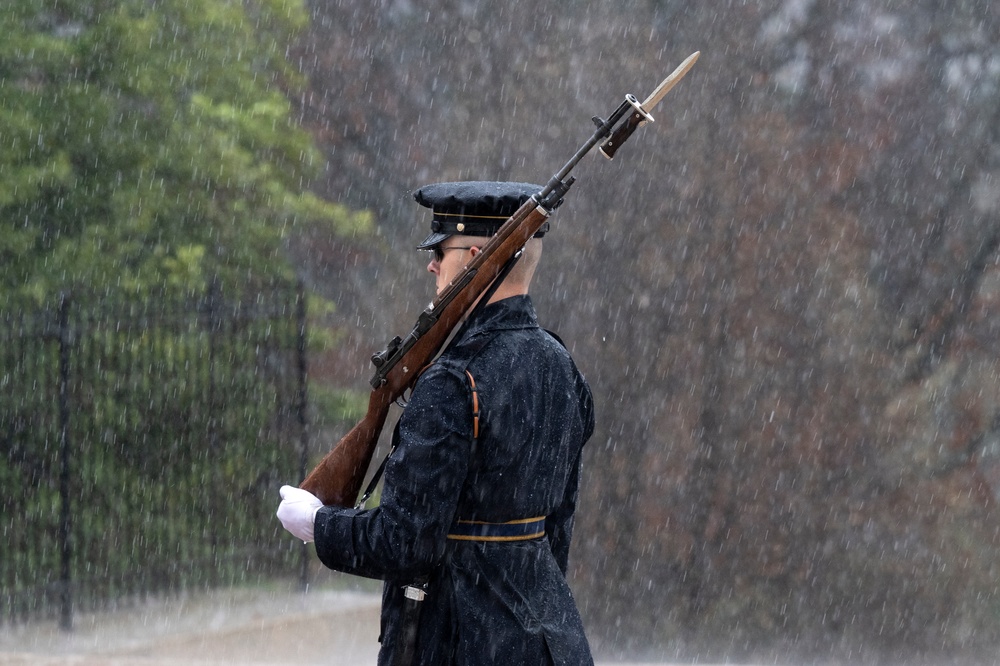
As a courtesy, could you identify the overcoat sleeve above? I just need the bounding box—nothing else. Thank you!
[312,365,473,581]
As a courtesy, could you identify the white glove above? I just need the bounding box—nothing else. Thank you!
[276,485,322,543]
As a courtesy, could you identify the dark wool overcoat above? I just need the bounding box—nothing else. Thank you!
[314,295,595,665]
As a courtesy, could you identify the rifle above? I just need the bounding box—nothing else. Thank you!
[300,51,701,507]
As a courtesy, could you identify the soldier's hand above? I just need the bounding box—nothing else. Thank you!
[276,485,322,543]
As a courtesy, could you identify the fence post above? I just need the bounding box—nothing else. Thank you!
[296,280,311,590]
[57,294,73,632]
[206,278,221,587]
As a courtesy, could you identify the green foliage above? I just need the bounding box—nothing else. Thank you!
[310,384,368,430]
[0,0,372,307]
[0,0,370,620]
[0,288,313,618]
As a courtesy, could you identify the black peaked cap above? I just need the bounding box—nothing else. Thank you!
[413,181,550,249]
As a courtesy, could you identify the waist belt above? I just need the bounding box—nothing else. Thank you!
[447,516,547,542]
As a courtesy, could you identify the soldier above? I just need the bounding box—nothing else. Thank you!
[277,181,595,665]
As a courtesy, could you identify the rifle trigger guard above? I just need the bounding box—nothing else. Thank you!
[394,387,411,409]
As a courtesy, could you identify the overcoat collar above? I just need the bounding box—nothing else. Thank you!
[456,295,539,342]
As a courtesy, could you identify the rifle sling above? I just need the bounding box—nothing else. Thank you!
[353,251,520,509]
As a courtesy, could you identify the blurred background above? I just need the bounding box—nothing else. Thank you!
[4,0,1000,664]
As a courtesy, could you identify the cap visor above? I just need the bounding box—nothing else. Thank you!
[416,231,451,249]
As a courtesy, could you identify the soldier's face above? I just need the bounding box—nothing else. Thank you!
[427,241,479,295]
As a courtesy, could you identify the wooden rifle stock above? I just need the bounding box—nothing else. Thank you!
[298,51,699,508]
[301,199,553,506]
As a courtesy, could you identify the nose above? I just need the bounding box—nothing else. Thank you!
[427,257,439,274]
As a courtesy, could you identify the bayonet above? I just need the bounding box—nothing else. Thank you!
[642,51,700,115]
[599,51,700,159]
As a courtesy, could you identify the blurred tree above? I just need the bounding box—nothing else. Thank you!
[289,0,1000,662]
[0,0,373,622]
[0,0,371,306]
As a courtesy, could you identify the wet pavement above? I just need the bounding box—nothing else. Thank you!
[0,584,681,666]
[0,586,381,666]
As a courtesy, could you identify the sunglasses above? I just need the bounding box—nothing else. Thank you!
[425,245,477,263]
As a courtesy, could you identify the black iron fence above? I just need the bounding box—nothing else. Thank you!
[0,282,310,628]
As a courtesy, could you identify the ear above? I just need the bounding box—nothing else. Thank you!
[469,246,481,257]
